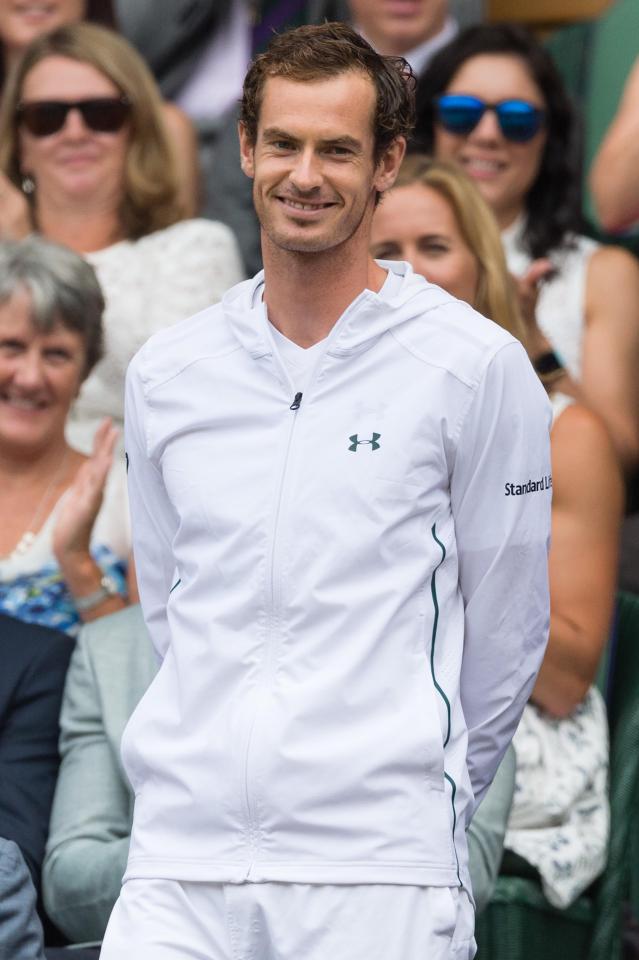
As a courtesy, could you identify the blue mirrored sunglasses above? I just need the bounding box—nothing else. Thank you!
[435,94,545,143]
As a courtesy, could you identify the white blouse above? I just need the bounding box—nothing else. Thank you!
[66,218,244,453]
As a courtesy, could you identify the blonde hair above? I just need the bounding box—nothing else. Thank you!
[392,155,525,344]
[0,22,183,239]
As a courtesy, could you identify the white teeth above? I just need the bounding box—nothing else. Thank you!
[14,3,55,14]
[464,158,502,172]
[4,396,41,410]
[284,199,326,211]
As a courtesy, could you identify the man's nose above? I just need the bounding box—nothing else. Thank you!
[289,148,323,192]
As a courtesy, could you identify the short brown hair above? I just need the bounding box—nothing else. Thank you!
[0,22,183,240]
[240,21,415,161]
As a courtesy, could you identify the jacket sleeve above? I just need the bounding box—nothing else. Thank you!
[450,340,552,812]
[124,356,179,661]
[42,633,131,943]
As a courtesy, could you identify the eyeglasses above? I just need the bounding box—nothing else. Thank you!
[435,94,545,143]
[15,97,131,137]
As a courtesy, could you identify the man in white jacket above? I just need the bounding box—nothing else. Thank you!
[101,22,552,960]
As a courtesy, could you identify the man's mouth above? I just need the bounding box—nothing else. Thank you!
[278,197,336,212]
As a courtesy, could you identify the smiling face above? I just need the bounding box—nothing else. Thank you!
[433,53,547,229]
[371,181,479,304]
[240,71,403,258]
[0,0,85,56]
[18,55,129,206]
[0,286,86,455]
[348,0,448,56]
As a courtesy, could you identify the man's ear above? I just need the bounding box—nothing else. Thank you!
[373,136,407,197]
[238,122,255,179]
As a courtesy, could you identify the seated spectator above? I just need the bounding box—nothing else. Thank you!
[42,605,156,944]
[414,23,639,472]
[0,0,200,217]
[0,614,74,907]
[349,0,459,73]
[0,22,244,454]
[0,237,131,635]
[590,55,639,234]
[0,837,45,960]
[372,155,623,907]
[43,599,513,943]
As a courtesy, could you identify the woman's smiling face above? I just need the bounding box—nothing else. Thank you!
[0,1,86,55]
[433,53,547,229]
[0,286,86,456]
[371,181,480,306]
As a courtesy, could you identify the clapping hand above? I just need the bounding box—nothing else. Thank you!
[53,418,119,566]
[512,258,556,357]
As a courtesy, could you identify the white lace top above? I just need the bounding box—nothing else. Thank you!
[66,218,244,454]
[502,217,599,380]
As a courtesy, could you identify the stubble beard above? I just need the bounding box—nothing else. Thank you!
[255,187,375,257]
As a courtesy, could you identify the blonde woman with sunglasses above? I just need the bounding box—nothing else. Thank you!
[0,23,243,455]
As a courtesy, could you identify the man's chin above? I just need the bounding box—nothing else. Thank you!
[262,225,339,255]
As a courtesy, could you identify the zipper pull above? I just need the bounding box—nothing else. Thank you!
[290,392,303,411]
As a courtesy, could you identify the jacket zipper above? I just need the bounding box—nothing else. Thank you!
[242,379,305,867]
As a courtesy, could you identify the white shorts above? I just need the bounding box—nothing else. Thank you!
[99,879,476,960]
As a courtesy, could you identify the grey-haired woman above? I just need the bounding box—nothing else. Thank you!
[0,235,131,635]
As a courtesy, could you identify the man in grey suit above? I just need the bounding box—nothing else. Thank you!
[42,605,514,946]
[42,606,156,946]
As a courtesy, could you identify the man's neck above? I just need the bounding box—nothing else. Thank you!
[261,236,387,348]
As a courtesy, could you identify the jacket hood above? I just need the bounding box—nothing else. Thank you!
[222,260,454,361]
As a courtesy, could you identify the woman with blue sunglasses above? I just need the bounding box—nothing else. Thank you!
[414,23,639,473]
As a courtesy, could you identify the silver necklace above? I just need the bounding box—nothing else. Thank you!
[7,450,69,560]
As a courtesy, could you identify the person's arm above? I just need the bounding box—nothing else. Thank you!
[451,340,552,811]
[124,352,179,661]
[161,101,201,219]
[581,245,639,472]
[514,259,584,403]
[0,624,74,891]
[467,745,516,915]
[53,420,127,622]
[590,57,639,233]
[531,403,623,718]
[42,631,132,943]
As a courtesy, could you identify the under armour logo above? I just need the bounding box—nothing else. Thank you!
[349,433,381,452]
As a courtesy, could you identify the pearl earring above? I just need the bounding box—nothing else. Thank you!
[21,175,35,195]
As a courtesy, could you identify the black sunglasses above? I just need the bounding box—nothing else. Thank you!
[16,97,131,137]
[435,94,545,143]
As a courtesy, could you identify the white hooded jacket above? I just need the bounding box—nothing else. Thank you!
[122,262,552,892]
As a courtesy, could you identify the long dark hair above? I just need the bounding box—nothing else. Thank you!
[0,0,118,87]
[412,23,583,260]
